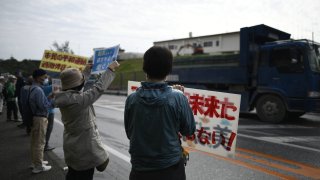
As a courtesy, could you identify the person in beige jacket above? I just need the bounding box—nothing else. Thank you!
[54,61,119,180]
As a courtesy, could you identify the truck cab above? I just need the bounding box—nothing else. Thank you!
[254,40,320,122]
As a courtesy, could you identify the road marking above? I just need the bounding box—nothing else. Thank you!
[238,133,320,153]
[185,147,298,180]
[238,148,320,179]
[187,146,320,179]
[54,118,131,164]
[239,125,314,129]
[94,104,124,112]
[102,144,130,163]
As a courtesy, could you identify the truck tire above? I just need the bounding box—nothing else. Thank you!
[256,95,286,123]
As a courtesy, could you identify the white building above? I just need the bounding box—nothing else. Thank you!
[154,31,240,56]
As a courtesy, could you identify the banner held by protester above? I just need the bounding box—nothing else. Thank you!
[127,81,241,158]
[92,45,120,74]
[40,50,88,72]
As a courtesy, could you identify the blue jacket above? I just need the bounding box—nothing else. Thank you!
[124,82,195,171]
[29,83,52,117]
[42,85,55,114]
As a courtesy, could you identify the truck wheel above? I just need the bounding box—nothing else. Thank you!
[256,95,286,123]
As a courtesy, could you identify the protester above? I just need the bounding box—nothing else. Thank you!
[0,76,5,115]
[19,75,33,134]
[29,69,53,173]
[124,46,196,180]
[54,61,119,180]
[42,76,55,151]
[5,75,18,122]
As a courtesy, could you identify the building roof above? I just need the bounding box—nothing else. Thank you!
[154,31,239,44]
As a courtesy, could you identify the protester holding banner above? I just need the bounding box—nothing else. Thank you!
[53,61,119,180]
[124,46,196,180]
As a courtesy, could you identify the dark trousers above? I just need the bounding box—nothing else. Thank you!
[6,101,18,120]
[66,166,94,180]
[129,158,186,180]
[45,113,54,147]
[17,98,23,119]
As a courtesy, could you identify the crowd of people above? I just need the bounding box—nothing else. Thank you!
[0,46,196,180]
[0,70,57,172]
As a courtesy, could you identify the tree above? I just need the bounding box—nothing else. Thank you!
[51,41,74,54]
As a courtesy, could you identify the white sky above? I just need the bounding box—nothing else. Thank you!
[0,0,319,60]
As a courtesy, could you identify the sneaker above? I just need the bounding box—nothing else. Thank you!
[29,161,49,169]
[44,146,55,151]
[32,164,51,174]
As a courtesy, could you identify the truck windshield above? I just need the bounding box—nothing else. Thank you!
[309,45,320,73]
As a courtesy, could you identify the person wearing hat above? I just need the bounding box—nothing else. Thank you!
[5,75,18,121]
[54,61,119,180]
[0,76,5,115]
[29,69,53,173]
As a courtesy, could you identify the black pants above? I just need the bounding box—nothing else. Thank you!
[45,113,54,147]
[17,98,23,120]
[66,166,94,180]
[6,101,18,120]
[129,158,186,180]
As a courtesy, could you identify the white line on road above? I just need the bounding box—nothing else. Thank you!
[238,133,320,153]
[94,104,124,112]
[102,144,130,163]
[54,118,131,164]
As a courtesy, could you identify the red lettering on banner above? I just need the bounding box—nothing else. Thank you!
[54,63,61,70]
[204,96,220,118]
[69,57,75,63]
[220,98,237,120]
[131,86,138,91]
[187,94,237,121]
[189,94,204,115]
[75,58,80,65]
[51,53,57,60]
[49,63,55,69]
[182,125,237,151]
[60,65,66,71]
[41,62,48,68]
[57,54,63,60]
[44,52,51,59]
[197,127,211,144]
[63,55,69,61]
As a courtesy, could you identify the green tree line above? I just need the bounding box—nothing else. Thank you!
[0,58,40,77]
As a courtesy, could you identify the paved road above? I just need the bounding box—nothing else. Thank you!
[49,95,320,180]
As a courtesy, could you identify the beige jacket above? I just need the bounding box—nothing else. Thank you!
[54,69,115,170]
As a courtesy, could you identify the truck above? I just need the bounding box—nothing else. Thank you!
[167,24,320,123]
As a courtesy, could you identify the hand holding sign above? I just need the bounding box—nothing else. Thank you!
[108,61,120,72]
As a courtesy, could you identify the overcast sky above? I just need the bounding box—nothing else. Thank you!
[0,0,319,60]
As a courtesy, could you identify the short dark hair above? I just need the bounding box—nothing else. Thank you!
[143,46,173,80]
[32,69,47,78]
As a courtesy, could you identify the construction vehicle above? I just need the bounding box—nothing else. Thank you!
[167,24,320,123]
